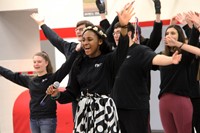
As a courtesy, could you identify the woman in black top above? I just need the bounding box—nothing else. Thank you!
[0,47,80,133]
[47,2,134,132]
[111,34,181,133]
[30,13,94,119]
[170,12,200,133]
[157,25,196,133]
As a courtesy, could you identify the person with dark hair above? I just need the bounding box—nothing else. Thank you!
[107,1,162,132]
[168,11,200,133]
[0,46,80,133]
[105,2,163,105]
[111,24,182,133]
[153,24,196,133]
[30,13,94,119]
[46,2,135,132]
[112,22,121,45]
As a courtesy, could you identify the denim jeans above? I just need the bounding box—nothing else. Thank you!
[30,118,57,133]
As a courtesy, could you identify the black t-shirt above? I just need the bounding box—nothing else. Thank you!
[112,44,156,109]
[0,51,78,119]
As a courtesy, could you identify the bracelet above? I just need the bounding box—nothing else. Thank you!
[179,43,184,49]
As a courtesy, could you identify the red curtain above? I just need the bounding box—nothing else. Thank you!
[13,90,74,133]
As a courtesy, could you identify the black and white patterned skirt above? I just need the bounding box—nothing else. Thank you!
[73,92,121,133]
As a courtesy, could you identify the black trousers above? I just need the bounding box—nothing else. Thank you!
[191,98,200,133]
[117,108,149,133]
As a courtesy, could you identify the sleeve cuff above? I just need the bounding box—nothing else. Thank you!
[51,92,61,100]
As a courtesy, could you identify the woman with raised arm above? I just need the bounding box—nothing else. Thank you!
[46,2,135,132]
[156,24,195,133]
[0,44,80,133]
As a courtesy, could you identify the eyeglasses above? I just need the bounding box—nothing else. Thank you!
[113,32,120,36]
[75,28,84,32]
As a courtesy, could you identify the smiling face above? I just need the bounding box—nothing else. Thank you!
[33,55,48,76]
[82,30,102,58]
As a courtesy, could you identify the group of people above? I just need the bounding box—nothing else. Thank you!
[1,0,200,133]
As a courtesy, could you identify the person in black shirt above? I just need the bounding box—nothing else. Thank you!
[0,46,80,133]
[111,26,182,133]
[112,45,181,133]
[155,24,197,133]
[46,2,134,132]
[169,12,200,133]
[30,13,94,119]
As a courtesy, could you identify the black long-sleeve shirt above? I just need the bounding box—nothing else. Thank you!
[101,17,162,95]
[56,35,129,104]
[41,24,77,58]
[0,51,78,119]
[141,21,162,51]
[183,26,200,98]
[112,43,157,109]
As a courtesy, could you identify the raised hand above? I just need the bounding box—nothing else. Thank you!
[117,1,135,27]
[170,16,178,25]
[30,13,45,27]
[187,11,200,29]
[95,0,105,14]
[152,0,161,14]
[175,13,187,25]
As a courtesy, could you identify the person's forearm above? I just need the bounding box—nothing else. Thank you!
[121,26,128,36]
[100,13,106,20]
[39,22,45,27]
[181,43,200,56]
[155,14,161,23]
[152,55,173,66]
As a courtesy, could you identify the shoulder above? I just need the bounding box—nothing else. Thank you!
[134,44,152,51]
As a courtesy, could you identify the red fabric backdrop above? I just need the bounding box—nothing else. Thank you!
[13,90,74,133]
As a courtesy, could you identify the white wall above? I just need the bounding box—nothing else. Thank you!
[0,0,200,132]
[0,9,40,60]
[1,0,200,27]
[0,8,40,133]
[0,60,30,133]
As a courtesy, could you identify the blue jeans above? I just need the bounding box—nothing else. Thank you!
[30,118,57,133]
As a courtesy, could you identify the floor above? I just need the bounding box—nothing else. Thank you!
[152,130,164,133]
